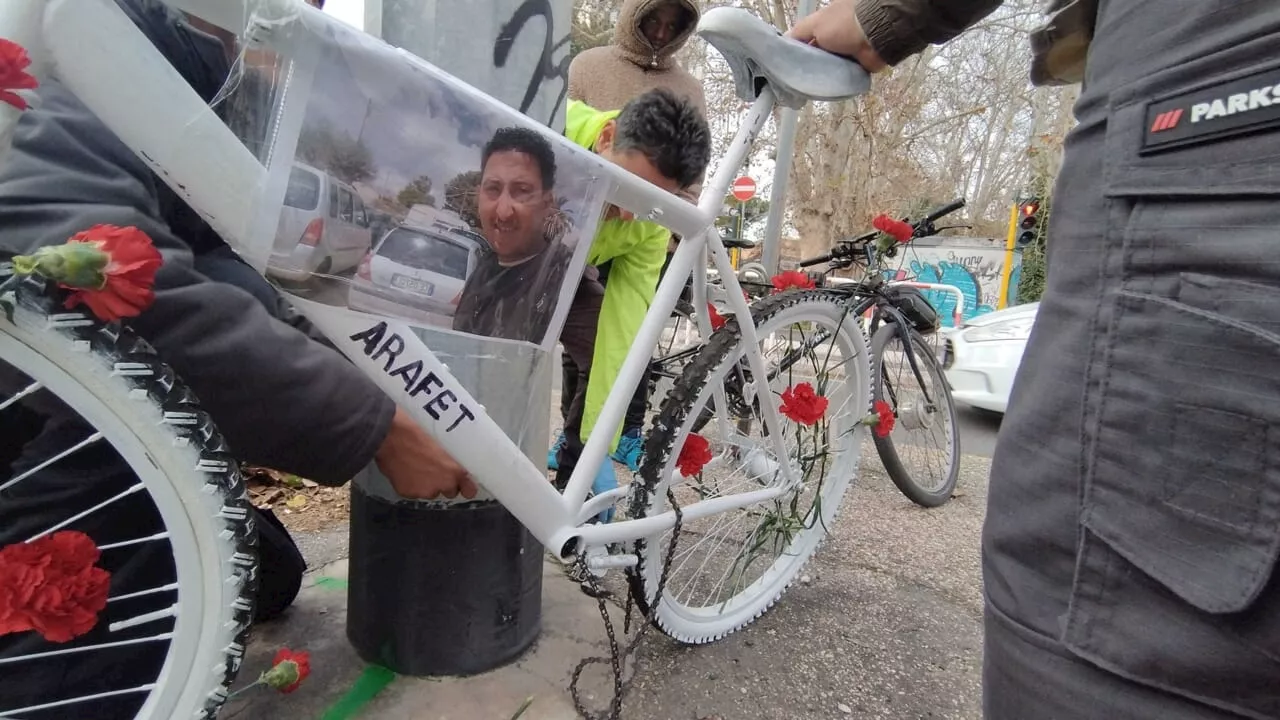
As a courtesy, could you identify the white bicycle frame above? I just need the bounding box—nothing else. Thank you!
[0,0,800,565]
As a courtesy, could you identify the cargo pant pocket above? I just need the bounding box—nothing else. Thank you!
[1064,288,1280,718]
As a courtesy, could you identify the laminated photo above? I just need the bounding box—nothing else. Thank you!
[219,8,609,351]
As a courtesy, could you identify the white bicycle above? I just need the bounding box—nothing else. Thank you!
[0,1,874,717]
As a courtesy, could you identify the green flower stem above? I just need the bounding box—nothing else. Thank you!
[226,679,265,700]
[10,244,109,289]
[510,696,535,719]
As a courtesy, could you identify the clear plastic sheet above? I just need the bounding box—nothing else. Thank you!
[208,3,614,462]
[219,5,607,350]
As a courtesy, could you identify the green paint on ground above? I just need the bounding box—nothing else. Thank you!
[319,665,397,720]
[314,576,349,591]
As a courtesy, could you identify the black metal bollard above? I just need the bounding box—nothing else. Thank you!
[346,333,552,676]
[346,480,543,675]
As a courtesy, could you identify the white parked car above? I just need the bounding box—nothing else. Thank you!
[267,162,373,283]
[940,301,1039,414]
[348,221,486,324]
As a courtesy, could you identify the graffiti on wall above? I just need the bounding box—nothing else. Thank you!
[493,0,571,129]
[376,0,569,131]
[881,241,1023,327]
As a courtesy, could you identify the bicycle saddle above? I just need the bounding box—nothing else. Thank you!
[697,7,872,110]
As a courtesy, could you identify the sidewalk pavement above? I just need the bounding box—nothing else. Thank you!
[223,450,991,720]
[218,554,627,720]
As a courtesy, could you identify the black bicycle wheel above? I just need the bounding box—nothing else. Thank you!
[870,324,960,507]
[649,300,753,435]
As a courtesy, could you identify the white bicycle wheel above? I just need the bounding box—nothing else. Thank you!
[0,277,255,720]
[629,289,872,643]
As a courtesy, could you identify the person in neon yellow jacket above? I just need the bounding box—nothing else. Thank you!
[555,89,710,519]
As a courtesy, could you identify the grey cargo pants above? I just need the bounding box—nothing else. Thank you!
[983,3,1280,718]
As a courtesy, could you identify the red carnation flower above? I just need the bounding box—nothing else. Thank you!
[872,214,914,244]
[0,562,38,637]
[872,400,895,437]
[771,270,816,294]
[10,225,164,323]
[708,303,726,331]
[779,383,829,426]
[0,531,111,643]
[676,433,713,477]
[263,648,312,694]
[61,225,163,322]
[0,39,39,111]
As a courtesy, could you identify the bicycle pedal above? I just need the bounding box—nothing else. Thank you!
[567,564,613,598]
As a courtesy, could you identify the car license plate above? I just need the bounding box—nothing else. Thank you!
[391,274,433,295]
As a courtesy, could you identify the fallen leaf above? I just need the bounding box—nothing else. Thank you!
[286,495,309,509]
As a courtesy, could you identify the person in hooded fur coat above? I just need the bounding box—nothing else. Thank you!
[567,0,706,120]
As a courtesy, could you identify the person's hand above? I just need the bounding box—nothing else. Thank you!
[375,407,478,500]
[786,0,888,73]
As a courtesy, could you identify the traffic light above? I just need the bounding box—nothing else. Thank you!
[1016,199,1042,247]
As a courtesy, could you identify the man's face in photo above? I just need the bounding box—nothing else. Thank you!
[478,150,553,262]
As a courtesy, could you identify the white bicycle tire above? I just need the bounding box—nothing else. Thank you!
[630,289,872,643]
[0,279,254,720]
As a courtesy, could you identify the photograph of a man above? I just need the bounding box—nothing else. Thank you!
[452,126,572,343]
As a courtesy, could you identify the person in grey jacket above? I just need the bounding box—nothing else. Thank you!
[0,2,473,717]
[0,0,476,519]
[795,1,1280,719]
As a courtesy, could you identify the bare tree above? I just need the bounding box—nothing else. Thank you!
[443,170,481,228]
[665,0,1078,264]
[571,0,621,58]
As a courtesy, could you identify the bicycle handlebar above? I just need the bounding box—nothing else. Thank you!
[798,197,968,271]
[922,198,966,225]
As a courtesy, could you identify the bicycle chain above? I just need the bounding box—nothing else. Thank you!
[569,487,683,720]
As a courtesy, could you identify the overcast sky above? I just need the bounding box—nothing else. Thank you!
[324,0,364,30]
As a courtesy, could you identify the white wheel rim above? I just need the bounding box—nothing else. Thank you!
[641,297,871,640]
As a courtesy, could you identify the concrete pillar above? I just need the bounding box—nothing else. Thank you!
[345,0,570,677]
[367,0,570,130]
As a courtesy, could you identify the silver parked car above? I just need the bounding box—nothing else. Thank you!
[348,221,486,325]
[267,162,374,283]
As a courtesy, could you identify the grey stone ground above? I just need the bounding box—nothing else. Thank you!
[226,442,990,720]
[620,451,988,720]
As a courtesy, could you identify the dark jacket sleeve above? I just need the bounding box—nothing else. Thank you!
[0,3,395,484]
[855,0,1005,66]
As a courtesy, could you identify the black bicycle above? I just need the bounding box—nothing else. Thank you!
[795,199,965,507]
[642,204,962,507]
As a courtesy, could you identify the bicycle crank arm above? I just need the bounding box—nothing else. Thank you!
[586,552,638,572]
